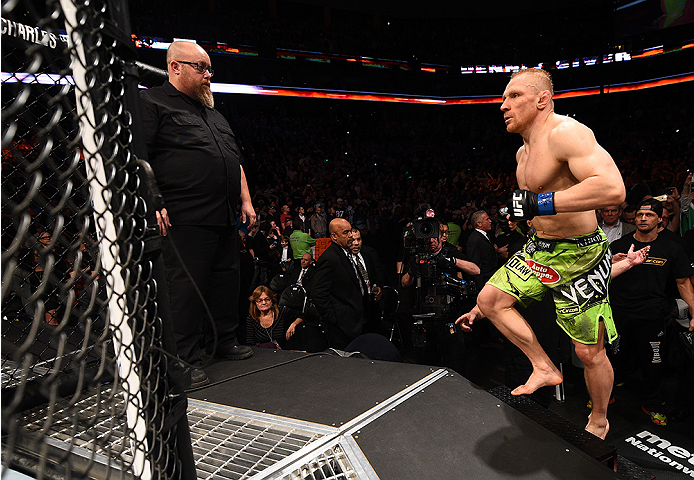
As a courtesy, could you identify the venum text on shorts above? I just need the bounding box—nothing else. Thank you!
[558,253,611,304]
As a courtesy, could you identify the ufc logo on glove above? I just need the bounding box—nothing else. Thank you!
[513,192,524,218]
[506,189,555,220]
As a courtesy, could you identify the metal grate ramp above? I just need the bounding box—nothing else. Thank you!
[12,369,449,479]
[2,359,63,390]
[188,400,378,480]
[20,386,132,458]
[15,388,377,479]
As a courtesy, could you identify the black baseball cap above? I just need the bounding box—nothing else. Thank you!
[636,198,663,217]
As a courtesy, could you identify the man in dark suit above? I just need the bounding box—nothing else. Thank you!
[466,210,500,287]
[312,218,365,349]
[287,252,317,293]
[350,229,385,299]
[349,228,386,333]
[466,210,504,345]
[465,210,506,288]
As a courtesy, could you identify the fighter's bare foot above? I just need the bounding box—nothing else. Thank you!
[511,366,563,396]
[586,415,609,440]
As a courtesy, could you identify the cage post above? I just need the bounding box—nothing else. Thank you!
[59,0,152,478]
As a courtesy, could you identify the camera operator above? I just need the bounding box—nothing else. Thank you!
[399,208,479,373]
[401,221,479,288]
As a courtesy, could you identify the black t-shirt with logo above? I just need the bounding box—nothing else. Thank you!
[610,232,694,321]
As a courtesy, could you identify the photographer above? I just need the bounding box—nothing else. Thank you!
[401,221,479,288]
[399,208,479,373]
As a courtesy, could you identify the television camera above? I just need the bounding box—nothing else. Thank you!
[402,206,476,321]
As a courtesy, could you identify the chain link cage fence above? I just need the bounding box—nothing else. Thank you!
[2,0,194,478]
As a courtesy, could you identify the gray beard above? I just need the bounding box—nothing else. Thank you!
[196,86,214,109]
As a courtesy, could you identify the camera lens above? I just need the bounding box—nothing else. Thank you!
[413,218,439,239]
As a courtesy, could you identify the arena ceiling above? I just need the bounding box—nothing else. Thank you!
[274,0,607,19]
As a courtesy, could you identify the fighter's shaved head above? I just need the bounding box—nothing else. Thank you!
[510,68,553,97]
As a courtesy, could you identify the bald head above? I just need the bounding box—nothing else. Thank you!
[166,41,214,108]
[167,42,207,73]
[300,253,313,268]
[329,218,352,248]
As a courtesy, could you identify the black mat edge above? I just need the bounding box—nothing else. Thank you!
[489,386,617,464]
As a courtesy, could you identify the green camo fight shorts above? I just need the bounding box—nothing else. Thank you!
[487,229,616,345]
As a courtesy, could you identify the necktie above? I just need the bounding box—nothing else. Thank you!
[353,254,370,295]
[298,268,306,285]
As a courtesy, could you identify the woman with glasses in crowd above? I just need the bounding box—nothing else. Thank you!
[245,285,305,349]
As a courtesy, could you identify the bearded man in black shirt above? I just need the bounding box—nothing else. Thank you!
[141,41,256,388]
[610,198,694,425]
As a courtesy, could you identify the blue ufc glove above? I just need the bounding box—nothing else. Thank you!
[507,189,555,221]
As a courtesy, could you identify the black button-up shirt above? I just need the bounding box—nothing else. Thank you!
[140,81,242,226]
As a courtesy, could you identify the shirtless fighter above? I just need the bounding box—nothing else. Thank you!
[456,69,625,439]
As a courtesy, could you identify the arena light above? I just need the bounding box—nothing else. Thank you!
[127,32,692,74]
[631,46,663,59]
[212,83,267,95]
[4,71,693,105]
[205,84,502,104]
[554,87,603,99]
[604,72,694,93]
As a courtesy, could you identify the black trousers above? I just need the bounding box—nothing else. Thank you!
[162,224,240,367]
[324,322,355,351]
[612,313,666,409]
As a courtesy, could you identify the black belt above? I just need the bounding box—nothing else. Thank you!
[529,230,604,253]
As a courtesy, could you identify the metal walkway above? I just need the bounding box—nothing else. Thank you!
[12,364,449,479]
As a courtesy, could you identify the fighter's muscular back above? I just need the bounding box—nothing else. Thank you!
[514,113,624,239]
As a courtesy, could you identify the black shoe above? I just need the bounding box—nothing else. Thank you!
[219,344,253,360]
[189,368,209,389]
